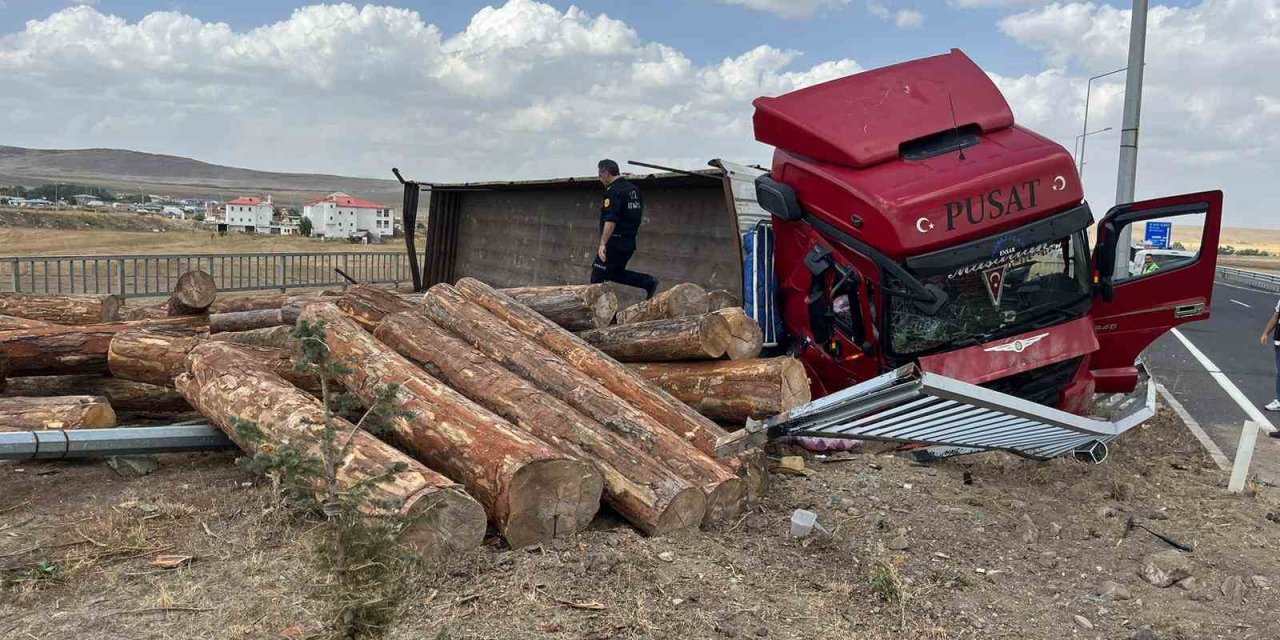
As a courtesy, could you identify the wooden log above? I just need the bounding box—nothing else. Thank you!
[107,328,319,392]
[0,396,117,431]
[210,325,300,352]
[0,293,123,325]
[0,315,58,331]
[122,302,171,321]
[1,375,193,413]
[0,317,205,377]
[577,314,730,362]
[628,358,811,423]
[374,310,706,536]
[707,290,738,311]
[299,302,603,548]
[336,285,417,331]
[208,309,286,334]
[454,279,734,458]
[167,270,217,316]
[209,293,318,314]
[500,284,618,331]
[616,283,709,325]
[176,342,486,555]
[421,284,744,528]
[712,308,764,361]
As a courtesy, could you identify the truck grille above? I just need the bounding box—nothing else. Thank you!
[981,357,1083,408]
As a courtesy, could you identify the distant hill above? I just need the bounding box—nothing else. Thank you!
[0,145,402,207]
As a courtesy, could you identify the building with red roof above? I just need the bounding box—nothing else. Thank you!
[302,192,395,239]
[224,195,275,230]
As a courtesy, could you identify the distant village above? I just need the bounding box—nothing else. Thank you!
[0,185,399,243]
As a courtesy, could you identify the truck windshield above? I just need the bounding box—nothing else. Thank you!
[888,231,1091,356]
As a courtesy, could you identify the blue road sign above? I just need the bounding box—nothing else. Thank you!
[1145,221,1172,249]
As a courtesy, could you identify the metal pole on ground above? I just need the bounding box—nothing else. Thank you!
[1228,421,1262,493]
[1113,0,1150,279]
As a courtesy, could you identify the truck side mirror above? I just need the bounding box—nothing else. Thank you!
[755,175,804,221]
[1093,221,1118,302]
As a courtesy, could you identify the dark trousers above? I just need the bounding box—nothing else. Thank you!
[590,236,654,292]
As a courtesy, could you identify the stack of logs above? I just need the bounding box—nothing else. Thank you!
[0,275,807,556]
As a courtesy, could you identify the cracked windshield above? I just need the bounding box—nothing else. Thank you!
[890,233,1091,355]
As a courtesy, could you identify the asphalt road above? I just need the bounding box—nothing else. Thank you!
[1143,281,1280,480]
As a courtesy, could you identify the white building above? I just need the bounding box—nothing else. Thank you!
[303,192,394,238]
[224,195,275,232]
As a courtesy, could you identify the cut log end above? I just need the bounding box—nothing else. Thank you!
[780,358,812,410]
[651,486,710,537]
[169,271,217,316]
[707,290,738,311]
[401,486,489,557]
[714,308,764,361]
[700,477,747,529]
[505,459,603,549]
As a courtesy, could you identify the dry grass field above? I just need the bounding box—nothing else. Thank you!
[0,207,403,256]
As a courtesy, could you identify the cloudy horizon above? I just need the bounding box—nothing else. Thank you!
[1,0,1276,228]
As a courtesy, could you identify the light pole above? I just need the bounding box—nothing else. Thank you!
[1075,127,1113,175]
[1114,0,1150,279]
[1079,67,1126,178]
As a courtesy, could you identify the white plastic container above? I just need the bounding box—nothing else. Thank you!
[790,509,826,538]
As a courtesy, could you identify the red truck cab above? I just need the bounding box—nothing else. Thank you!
[751,49,1222,414]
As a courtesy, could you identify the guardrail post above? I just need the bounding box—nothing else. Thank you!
[116,260,127,296]
[278,255,288,293]
[9,258,19,293]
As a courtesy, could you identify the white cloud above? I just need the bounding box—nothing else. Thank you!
[991,0,1280,227]
[947,0,1054,7]
[895,9,925,27]
[0,1,859,181]
[710,0,851,19]
[868,2,925,29]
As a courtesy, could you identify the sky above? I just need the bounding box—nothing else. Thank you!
[0,0,1275,228]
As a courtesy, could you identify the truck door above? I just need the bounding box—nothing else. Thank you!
[1090,190,1223,393]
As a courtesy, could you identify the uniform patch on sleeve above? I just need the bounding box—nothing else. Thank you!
[604,198,611,207]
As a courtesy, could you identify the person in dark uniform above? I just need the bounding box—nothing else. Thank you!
[590,159,658,299]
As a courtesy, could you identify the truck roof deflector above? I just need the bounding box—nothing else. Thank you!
[718,363,1156,462]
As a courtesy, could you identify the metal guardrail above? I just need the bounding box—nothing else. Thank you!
[0,251,409,298]
[1217,265,1280,293]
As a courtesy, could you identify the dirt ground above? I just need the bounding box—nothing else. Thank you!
[2,408,1278,640]
[0,207,403,256]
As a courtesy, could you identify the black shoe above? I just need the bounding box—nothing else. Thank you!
[643,278,659,300]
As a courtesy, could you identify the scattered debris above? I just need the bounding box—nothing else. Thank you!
[886,535,909,551]
[150,554,194,570]
[1097,580,1133,601]
[1221,575,1246,605]
[1073,614,1094,630]
[105,455,159,481]
[657,551,675,563]
[1139,550,1193,588]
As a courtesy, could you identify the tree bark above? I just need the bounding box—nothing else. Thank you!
[0,293,123,325]
[0,396,117,431]
[167,270,218,316]
[210,325,299,352]
[616,283,709,325]
[209,293,318,314]
[577,314,730,362]
[107,328,319,392]
[121,302,171,321]
[0,315,58,331]
[208,309,286,334]
[421,284,743,528]
[707,290,738,311]
[0,317,205,377]
[712,308,764,361]
[336,285,418,331]
[176,341,486,556]
[454,278,735,458]
[628,358,811,423]
[1,375,193,413]
[500,284,618,331]
[299,302,603,548]
[374,310,705,536]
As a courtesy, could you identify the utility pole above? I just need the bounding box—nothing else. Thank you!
[1114,0,1149,279]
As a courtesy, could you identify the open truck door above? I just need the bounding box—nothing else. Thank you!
[1090,190,1224,393]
